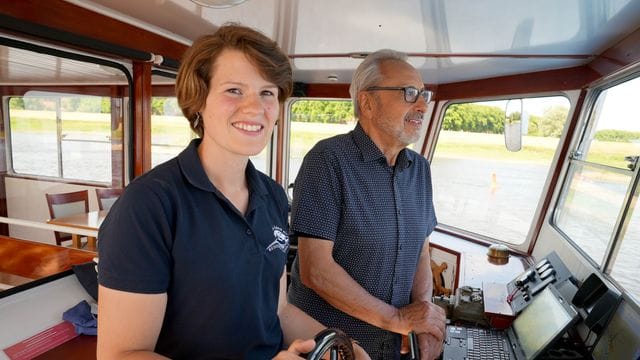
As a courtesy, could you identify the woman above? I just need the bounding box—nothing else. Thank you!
[97,24,359,359]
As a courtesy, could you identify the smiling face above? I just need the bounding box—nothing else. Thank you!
[199,49,280,158]
[362,59,427,149]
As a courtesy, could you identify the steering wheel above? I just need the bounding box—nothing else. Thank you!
[305,328,355,360]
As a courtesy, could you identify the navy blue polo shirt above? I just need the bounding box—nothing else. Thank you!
[98,138,289,359]
[287,123,437,360]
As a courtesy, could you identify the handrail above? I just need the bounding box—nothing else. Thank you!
[0,216,98,238]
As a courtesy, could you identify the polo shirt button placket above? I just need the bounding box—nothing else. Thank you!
[246,228,253,236]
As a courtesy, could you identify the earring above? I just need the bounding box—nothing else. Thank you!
[193,112,201,128]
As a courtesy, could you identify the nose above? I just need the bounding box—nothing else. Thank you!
[413,94,428,113]
[241,93,263,115]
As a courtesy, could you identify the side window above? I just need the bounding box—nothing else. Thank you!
[286,99,354,195]
[150,96,194,168]
[8,94,114,183]
[431,96,570,245]
[554,76,640,302]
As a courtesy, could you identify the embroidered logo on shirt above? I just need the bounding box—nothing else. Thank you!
[267,226,289,253]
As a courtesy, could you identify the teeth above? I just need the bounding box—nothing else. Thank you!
[233,123,262,132]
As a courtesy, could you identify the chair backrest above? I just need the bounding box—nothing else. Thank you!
[95,188,123,211]
[46,190,89,246]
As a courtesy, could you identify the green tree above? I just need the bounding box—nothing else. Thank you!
[442,104,504,133]
[538,106,567,137]
[9,97,24,110]
[291,100,353,123]
[101,98,111,113]
[595,129,640,142]
[152,97,166,115]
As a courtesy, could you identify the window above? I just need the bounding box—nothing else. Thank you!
[286,99,355,196]
[0,39,129,252]
[151,96,195,168]
[431,96,570,244]
[8,94,114,183]
[554,76,640,301]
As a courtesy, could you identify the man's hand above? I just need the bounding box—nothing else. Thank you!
[273,339,315,359]
[418,333,443,360]
[396,301,446,342]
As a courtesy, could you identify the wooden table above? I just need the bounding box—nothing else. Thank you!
[0,236,96,287]
[47,210,108,252]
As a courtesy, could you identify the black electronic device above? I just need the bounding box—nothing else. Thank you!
[571,273,622,351]
[506,251,573,314]
[572,273,607,308]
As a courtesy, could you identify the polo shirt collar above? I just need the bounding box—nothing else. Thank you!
[177,138,268,197]
[351,122,415,170]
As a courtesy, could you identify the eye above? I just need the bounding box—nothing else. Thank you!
[261,89,276,97]
[405,87,418,97]
[226,88,242,95]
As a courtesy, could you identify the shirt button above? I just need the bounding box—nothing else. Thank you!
[246,229,253,236]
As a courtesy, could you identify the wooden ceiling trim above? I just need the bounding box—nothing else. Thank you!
[434,66,600,101]
[589,26,640,77]
[305,83,350,98]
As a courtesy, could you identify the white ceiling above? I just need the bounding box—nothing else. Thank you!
[21,0,640,84]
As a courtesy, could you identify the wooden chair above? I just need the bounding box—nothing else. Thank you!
[46,190,89,246]
[95,187,123,211]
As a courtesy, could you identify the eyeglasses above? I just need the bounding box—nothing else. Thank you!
[365,86,433,103]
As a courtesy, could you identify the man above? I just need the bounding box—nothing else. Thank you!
[288,49,446,360]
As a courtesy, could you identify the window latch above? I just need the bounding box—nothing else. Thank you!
[569,150,583,160]
[624,155,639,171]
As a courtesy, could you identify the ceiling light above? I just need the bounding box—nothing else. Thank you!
[190,0,248,8]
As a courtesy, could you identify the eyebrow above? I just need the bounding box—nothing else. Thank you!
[219,81,278,90]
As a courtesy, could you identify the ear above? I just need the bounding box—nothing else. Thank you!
[358,92,375,119]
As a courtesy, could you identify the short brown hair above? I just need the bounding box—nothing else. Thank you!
[175,23,292,137]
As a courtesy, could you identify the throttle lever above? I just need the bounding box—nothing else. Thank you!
[409,331,420,360]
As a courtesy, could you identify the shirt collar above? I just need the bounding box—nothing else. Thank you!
[177,138,268,196]
[351,122,415,170]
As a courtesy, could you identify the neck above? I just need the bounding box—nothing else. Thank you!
[197,139,248,193]
[359,121,403,166]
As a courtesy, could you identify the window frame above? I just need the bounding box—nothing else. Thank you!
[551,71,640,275]
[0,36,132,186]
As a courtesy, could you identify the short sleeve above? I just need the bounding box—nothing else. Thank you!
[97,181,174,294]
[290,147,342,242]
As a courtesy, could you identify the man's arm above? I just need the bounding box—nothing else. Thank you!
[297,237,443,339]
[411,239,434,302]
[408,239,447,360]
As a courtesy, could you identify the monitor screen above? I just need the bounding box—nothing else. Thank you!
[512,286,577,359]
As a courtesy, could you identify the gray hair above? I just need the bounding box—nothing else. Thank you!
[349,49,409,119]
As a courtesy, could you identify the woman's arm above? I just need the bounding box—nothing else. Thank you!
[97,285,168,359]
[277,271,371,360]
[278,271,326,343]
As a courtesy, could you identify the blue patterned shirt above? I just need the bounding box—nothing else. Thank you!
[288,123,437,360]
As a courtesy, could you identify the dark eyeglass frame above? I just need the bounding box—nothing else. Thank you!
[365,86,433,103]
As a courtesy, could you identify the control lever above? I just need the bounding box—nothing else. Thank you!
[530,275,556,296]
[515,270,535,287]
[409,331,420,360]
